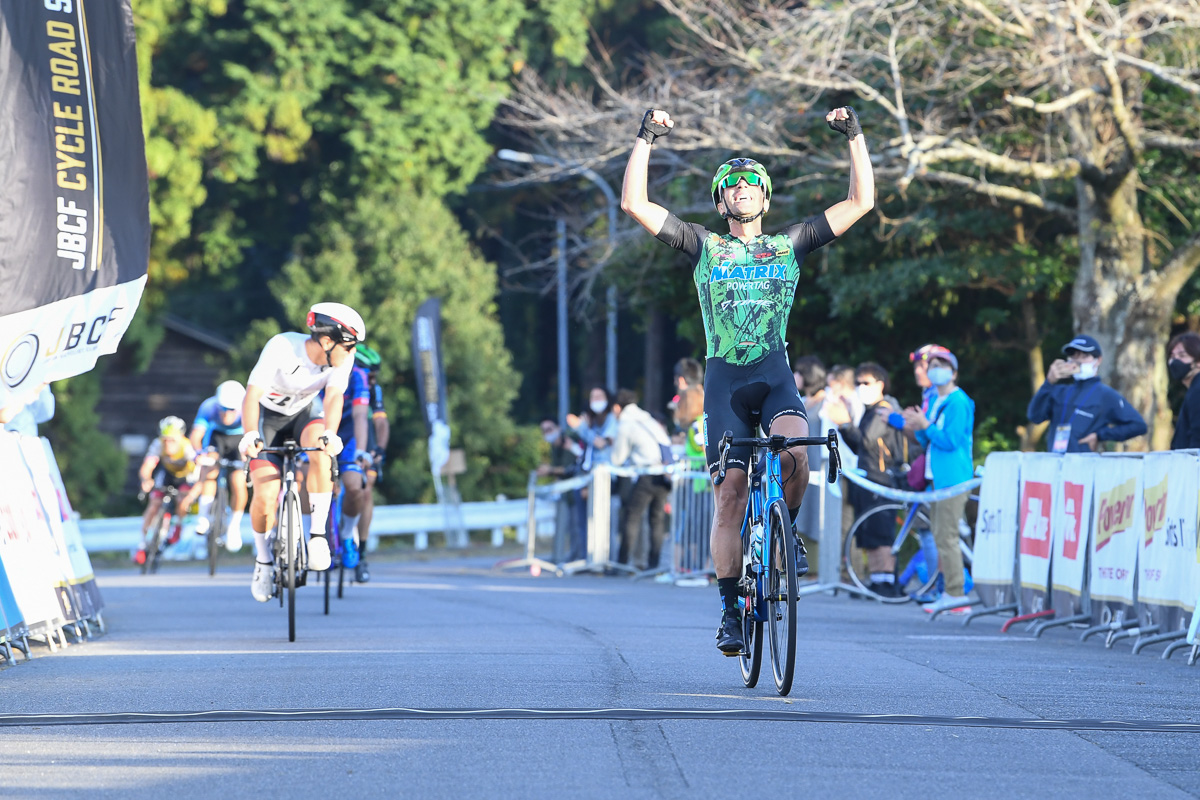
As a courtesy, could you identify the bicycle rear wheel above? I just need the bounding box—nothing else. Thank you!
[738,520,763,689]
[843,502,936,603]
[766,500,797,696]
[149,509,171,574]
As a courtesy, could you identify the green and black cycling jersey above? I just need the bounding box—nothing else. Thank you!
[654,213,837,366]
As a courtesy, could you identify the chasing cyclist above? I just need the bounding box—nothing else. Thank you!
[239,303,366,602]
[621,106,874,655]
[350,344,390,582]
[136,416,205,564]
[322,343,376,579]
[189,380,248,552]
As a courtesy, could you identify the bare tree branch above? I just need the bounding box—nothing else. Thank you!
[1143,132,1200,152]
[920,169,1075,217]
[1005,87,1098,114]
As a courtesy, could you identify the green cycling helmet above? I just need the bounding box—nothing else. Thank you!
[355,344,382,369]
[710,158,773,212]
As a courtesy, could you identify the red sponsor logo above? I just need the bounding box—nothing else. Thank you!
[1061,482,1084,561]
[1019,481,1052,559]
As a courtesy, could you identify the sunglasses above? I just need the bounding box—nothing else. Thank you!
[718,171,766,191]
[855,380,874,386]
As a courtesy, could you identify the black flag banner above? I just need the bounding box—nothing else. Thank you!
[411,297,451,474]
[0,0,149,407]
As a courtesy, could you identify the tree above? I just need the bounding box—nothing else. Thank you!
[502,0,1200,448]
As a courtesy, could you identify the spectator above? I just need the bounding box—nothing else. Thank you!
[0,383,55,437]
[611,388,671,570]
[792,355,827,417]
[1027,334,1146,452]
[537,419,587,562]
[672,358,705,468]
[887,344,948,434]
[1168,332,1200,450]
[836,363,908,597]
[823,364,864,428]
[902,350,974,615]
[568,386,618,471]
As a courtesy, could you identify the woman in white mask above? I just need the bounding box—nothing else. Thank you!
[568,386,619,470]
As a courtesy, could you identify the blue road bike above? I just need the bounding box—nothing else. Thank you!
[717,428,842,696]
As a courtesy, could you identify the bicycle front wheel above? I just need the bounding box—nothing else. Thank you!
[766,500,797,696]
[739,522,763,689]
[283,491,302,642]
[143,506,165,575]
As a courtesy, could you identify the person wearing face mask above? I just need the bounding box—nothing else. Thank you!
[836,363,908,597]
[902,351,975,615]
[1167,332,1200,450]
[567,387,620,471]
[537,419,587,561]
[1027,335,1146,453]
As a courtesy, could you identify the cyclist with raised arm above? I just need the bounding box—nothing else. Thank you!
[239,303,366,602]
[136,416,205,564]
[621,107,874,655]
[189,380,248,552]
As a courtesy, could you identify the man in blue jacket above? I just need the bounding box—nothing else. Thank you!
[902,350,975,615]
[1027,335,1146,453]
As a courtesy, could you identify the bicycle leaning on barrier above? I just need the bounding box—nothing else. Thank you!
[840,475,976,605]
[716,428,842,696]
[247,440,338,642]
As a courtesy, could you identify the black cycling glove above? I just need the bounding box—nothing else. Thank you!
[827,106,862,141]
[637,109,671,145]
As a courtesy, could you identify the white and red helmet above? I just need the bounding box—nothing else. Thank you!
[307,302,366,344]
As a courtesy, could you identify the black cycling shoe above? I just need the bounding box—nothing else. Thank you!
[715,609,745,656]
[355,560,370,583]
[795,535,810,577]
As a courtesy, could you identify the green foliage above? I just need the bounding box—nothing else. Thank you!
[264,186,541,502]
[41,371,129,518]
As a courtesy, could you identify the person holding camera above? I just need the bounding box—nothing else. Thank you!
[1027,335,1146,453]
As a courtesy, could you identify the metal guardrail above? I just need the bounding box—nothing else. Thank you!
[78,498,559,553]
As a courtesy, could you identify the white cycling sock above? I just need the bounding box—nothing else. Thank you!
[197,494,214,521]
[340,514,361,546]
[870,572,895,584]
[229,510,244,536]
[253,530,272,563]
[309,493,332,537]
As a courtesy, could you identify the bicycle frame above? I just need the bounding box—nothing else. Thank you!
[740,449,788,620]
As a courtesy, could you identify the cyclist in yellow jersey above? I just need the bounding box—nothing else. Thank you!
[621,106,874,654]
[136,416,207,563]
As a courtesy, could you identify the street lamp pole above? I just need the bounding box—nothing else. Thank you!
[497,149,619,394]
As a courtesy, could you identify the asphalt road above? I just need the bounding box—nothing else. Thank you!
[3,556,1199,799]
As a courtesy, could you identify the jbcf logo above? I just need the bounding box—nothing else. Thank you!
[44,307,124,357]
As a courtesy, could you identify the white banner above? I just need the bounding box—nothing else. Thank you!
[1018,454,1060,607]
[0,433,66,631]
[0,278,146,407]
[41,437,103,613]
[973,452,1021,607]
[1050,454,1095,613]
[1089,454,1142,616]
[1137,452,1199,631]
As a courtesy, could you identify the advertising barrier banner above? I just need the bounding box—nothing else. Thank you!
[0,557,24,639]
[0,434,66,633]
[39,437,103,617]
[1136,452,1199,632]
[1090,455,1142,622]
[1050,454,1094,617]
[1018,453,1060,614]
[973,452,1021,608]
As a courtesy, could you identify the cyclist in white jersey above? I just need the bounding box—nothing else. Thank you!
[239,302,367,602]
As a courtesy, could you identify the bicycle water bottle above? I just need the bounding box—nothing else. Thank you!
[751,521,764,563]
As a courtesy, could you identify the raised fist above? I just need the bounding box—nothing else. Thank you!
[637,109,674,145]
[826,106,862,141]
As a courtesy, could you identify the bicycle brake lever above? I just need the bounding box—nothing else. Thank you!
[826,429,842,484]
[716,430,734,483]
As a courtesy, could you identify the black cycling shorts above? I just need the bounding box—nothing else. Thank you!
[250,398,324,472]
[209,431,243,462]
[703,351,808,481]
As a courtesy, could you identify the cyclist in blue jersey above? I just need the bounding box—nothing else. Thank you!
[622,106,875,655]
[342,345,388,582]
[188,380,248,551]
[322,347,375,575]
